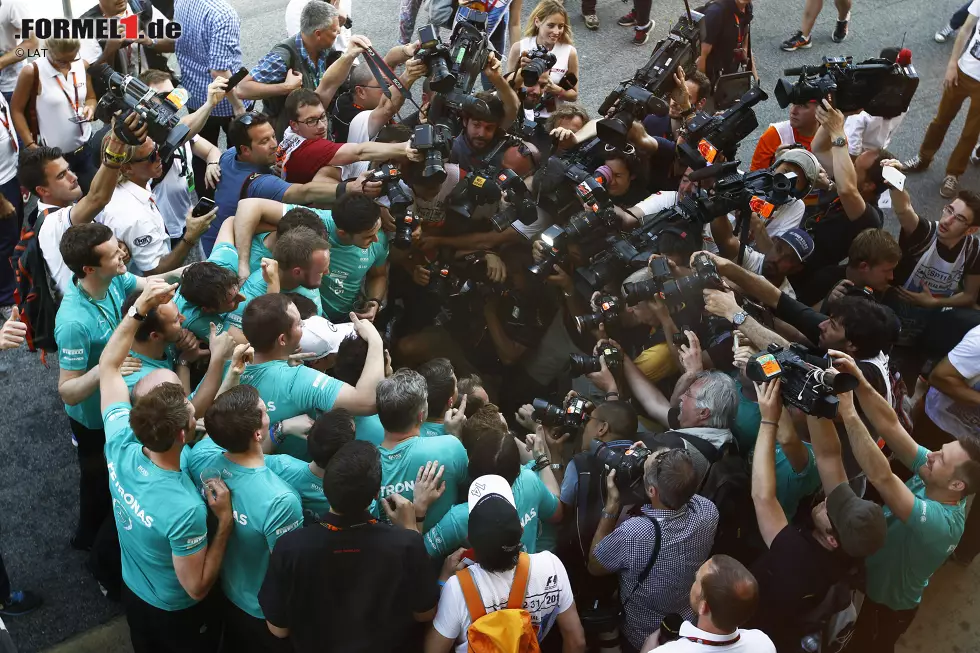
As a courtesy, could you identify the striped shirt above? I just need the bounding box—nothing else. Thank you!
[174,0,247,116]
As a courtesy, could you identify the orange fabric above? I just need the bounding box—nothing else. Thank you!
[507,553,531,609]
[750,125,815,171]
[458,567,488,621]
[456,553,541,653]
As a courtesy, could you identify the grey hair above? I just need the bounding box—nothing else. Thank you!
[691,370,739,429]
[643,447,698,510]
[300,0,339,35]
[349,64,375,87]
[376,368,429,433]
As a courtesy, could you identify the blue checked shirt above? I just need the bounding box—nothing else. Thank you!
[173,0,247,117]
[250,34,331,88]
[593,497,719,649]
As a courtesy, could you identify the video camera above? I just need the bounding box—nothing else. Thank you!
[774,56,919,118]
[678,86,768,168]
[532,394,595,432]
[417,10,493,130]
[410,123,452,184]
[596,11,704,149]
[91,63,190,162]
[534,137,609,215]
[745,344,859,419]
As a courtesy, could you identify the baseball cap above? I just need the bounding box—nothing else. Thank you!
[826,481,887,558]
[774,148,821,193]
[298,316,357,360]
[468,475,522,557]
[775,228,815,263]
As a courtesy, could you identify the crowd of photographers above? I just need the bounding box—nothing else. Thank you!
[1,0,980,652]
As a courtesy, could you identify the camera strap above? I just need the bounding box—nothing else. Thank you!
[362,47,423,114]
[621,514,661,610]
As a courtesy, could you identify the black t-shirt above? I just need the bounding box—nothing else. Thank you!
[329,93,362,144]
[748,525,851,651]
[795,264,847,308]
[804,195,883,273]
[702,0,753,81]
[258,512,439,653]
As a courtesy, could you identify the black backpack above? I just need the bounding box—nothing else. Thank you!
[10,207,60,357]
[698,453,765,565]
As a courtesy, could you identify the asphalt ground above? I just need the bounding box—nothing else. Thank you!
[1,0,972,650]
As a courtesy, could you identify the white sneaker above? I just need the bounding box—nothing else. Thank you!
[935,24,955,42]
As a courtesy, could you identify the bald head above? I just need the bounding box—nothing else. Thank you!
[133,369,183,401]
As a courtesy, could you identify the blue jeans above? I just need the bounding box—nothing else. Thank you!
[950,2,971,29]
[0,176,23,306]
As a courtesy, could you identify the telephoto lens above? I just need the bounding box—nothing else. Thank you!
[531,398,564,426]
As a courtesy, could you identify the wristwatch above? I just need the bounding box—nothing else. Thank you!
[731,310,748,326]
[127,305,146,322]
[831,135,847,148]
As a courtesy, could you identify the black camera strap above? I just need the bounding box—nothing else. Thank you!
[362,47,423,114]
[621,514,661,610]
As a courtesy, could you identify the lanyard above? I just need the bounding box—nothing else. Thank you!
[733,12,747,49]
[0,105,16,153]
[55,71,85,135]
[685,633,741,647]
[318,517,377,531]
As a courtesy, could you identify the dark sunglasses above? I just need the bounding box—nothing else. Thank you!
[131,144,160,164]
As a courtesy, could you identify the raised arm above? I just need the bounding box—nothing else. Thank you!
[333,315,385,414]
[316,37,369,108]
[280,178,339,208]
[805,414,848,494]
[702,287,790,351]
[232,198,288,278]
[699,250,782,308]
[828,350,920,469]
[882,160,921,236]
[74,113,151,224]
[485,53,520,131]
[623,355,671,426]
[750,380,789,547]
[839,390,916,522]
[180,78,229,138]
[816,101,867,221]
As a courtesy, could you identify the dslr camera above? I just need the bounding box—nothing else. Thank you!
[410,123,452,184]
[594,441,653,504]
[569,343,624,377]
[575,295,624,332]
[490,169,538,231]
[368,163,414,222]
[745,344,859,419]
[775,55,919,118]
[92,63,190,161]
[392,209,421,250]
[521,45,558,86]
[622,252,723,311]
[532,395,595,432]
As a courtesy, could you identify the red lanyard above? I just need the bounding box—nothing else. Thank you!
[733,12,746,48]
[55,71,84,135]
[0,105,16,153]
[685,633,741,647]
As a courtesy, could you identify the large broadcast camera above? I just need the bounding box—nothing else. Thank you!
[678,86,768,168]
[745,344,859,419]
[91,63,190,161]
[416,10,493,131]
[410,123,452,184]
[774,55,919,118]
[596,8,704,149]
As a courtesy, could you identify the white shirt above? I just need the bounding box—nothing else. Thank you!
[79,6,167,78]
[958,0,980,82]
[285,0,353,58]
[152,139,196,238]
[34,56,92,153]
[98,180,171,274]
[432,551,574,653]
[0,93,18,184]
[340,110,373,180]
[0,0,30,93]
[37,201,75,298]
[743,247,796,299]
[844,111,906,155]
[275,126,306,178]
[649,621,775,653]
[634,190,730,255]
[761,199,804,239]
[925,324,980,439]
[516,37,572,85]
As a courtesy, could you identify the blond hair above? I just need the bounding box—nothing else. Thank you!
[45,38,81,55]
[523,0,574,44]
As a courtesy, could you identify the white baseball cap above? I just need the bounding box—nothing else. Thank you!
[299,316,357,360]
[467,474,517,513]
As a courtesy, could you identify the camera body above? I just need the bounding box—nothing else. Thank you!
[532,395,595,431]
[774,56,919,118]
[420,10,493,131]
[416,24,456,93]
[368,163,413,221]
[596,12,704,149]
[393,209,421,249]
[522,45,558,86]
[622,252,723,312]
[411,123,453,183]
[745,343,859,419]
[490,169,538,231]
[575,295,623,331]
[446,167,505,220]
[594,441,652,504]
[92,63,190,161]
[528,224,569,279]
[569,344,624,376]
[535,137,608,215]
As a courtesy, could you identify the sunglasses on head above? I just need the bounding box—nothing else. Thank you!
[237,111,262,126]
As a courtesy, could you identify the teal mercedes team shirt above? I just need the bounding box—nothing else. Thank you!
[264,454,329,523]
[175,243,238,340]
[56,273,139,429]
[185,437,303,618]
[865,446,966,610]
[423,467,558,557]
[375,434,468,531]
[319,211,388,321]
[103,403,208,611]
[354,414,385,446]
[420,422,447,438]
[246,204,332,274]
[124,346,180,390]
